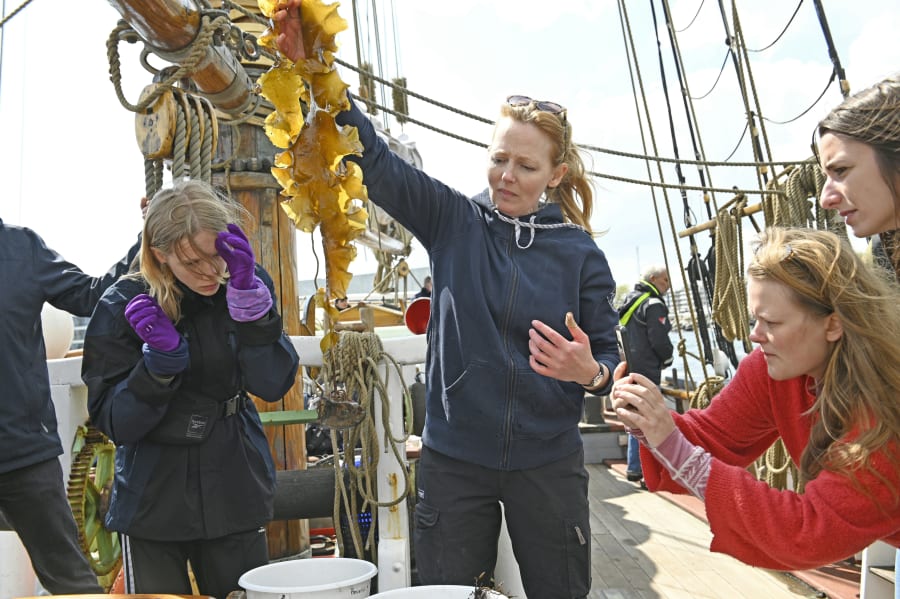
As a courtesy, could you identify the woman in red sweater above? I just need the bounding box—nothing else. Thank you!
[611,226,900,570]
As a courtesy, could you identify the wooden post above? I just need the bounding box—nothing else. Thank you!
[359,306,375,332]
[212,123,309,560]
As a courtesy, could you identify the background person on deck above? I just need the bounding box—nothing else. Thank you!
[81,180,299,599]
[274,6,620,596]
[0,214,139,593]
[815,73,900,594]
[616,265,673,484]
[414,275,432,299]
[611,227,900,571]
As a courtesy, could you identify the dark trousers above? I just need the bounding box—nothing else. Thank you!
[122,527,268,599]
[413,446,591,599]
[0,458,103,593]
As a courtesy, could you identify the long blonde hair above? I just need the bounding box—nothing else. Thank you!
[134,180,247,322]
[499,102,595,234]
[748,227,900,492]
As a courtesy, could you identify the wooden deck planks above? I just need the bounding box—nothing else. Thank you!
[585,463,820,598]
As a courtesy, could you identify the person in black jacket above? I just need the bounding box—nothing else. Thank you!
[0,216,139,593]
[81,180,299,599]
[413,275,432,299]
[617,266,674,483]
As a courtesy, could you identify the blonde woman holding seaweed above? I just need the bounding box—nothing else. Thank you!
[274,3,621,596]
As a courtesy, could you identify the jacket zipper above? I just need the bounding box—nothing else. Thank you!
[500,230,518,469]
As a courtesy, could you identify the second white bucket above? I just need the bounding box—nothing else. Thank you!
[369,585,508,598]
[239,558,378,599]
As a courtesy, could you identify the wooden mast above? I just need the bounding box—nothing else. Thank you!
[106,0,308,560]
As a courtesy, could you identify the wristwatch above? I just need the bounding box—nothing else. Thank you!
[582,363,605,390]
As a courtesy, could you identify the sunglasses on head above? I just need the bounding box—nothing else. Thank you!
[506,95,567,115]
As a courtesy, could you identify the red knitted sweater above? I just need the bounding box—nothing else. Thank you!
[641,347,900,570]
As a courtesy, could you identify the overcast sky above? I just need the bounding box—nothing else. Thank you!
[1,0,899,291]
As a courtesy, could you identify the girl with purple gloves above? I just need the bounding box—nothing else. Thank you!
[81,179,299,598]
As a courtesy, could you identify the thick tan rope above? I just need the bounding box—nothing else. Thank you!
[106,15,230,114]
[763,162,824,228]
[320,332,413,562]
[755,438,802,492]
[711,199,753,354]
[689,376,725,410]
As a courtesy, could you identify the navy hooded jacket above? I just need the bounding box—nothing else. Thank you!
[0,219,137,475]
[338,99,619,471]
[81,271,299,540]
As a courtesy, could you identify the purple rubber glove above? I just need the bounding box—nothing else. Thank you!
[226,281,274,322]
[125,294,181,352]
[215,224,256,290]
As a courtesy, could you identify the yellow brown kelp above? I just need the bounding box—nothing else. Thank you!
[258,0,367,352]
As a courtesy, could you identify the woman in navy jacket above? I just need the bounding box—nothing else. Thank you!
[275,7,618,596]
[0,218,138,593]
[81,180,299,599]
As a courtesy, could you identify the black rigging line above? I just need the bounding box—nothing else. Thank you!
[667,0,748,368]
[347,92,486,148]
[746,0,804,53]
[722,122,749,162]
[715,0,770,190]
[337,60,812,174]
[812,0,850,98]
[658,0,714,222]
[690,48,731,100]
[648,1,690,226]
[675,0,706,33]
[762,69,835,125]
[655,0,721,366]
[335,56,494,125]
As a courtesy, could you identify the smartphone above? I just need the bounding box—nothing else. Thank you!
[615,325,640,411]
[615,324,636,374]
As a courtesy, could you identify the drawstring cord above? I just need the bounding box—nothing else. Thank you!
[492,208,587,249]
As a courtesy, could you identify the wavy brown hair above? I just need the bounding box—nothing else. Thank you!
[131,180,248,322]
[817,75,900,276]
[499,102,595,235]
[748,227,900,497]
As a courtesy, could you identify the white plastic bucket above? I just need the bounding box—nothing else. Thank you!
[239,558,377,599]
[369,586,508,598]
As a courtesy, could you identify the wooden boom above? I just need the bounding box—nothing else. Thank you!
[107,0,255,115]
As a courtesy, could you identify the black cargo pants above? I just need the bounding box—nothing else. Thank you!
[413,446,591,598]
[0,458,103,594]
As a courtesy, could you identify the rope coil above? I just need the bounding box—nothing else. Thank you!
[319,332,413,562]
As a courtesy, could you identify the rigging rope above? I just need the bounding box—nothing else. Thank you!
[0,0,33,29]
[762,162,823,228]
[711,196,753,354]
[689,375,725,410]
[746,0,804,53]
[106,15,229,114]
[756,439,801,492]
[617,0,713,386]
[319,332,413,562]
[106,15,226,197]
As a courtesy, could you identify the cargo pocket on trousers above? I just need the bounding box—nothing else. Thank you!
[413,501,441,582]
[565,519,591,596]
